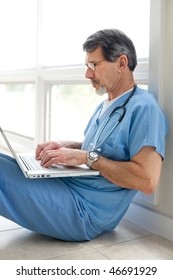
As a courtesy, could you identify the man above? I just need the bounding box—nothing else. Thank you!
[0,29,167,241]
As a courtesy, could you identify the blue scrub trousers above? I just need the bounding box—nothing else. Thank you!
[0,153,101,241]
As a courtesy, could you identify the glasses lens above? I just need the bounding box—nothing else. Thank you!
[87,63,95,71]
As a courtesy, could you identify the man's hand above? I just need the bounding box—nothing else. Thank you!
[38,147,87,167]
[35,141,86,167]
[35,141,63,160]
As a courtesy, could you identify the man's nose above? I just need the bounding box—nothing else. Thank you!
[85,67,94,79]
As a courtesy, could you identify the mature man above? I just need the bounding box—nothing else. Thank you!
[0,29,167,241]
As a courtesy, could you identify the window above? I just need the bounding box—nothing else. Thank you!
[0,83,35,137]
[46,84,105,141]
[42,0,150,67]
[0,0,150,147]
[0,0,37,71]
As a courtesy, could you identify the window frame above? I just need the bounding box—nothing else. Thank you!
[0,0,150,148]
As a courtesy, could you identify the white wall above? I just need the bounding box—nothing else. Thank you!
[125,0,173,241]
[158,0,173,217]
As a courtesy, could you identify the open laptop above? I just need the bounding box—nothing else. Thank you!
[0,127,99,179]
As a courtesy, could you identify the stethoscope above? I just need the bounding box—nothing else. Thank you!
[89,84,137,151]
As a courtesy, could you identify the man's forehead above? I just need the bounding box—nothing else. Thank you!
[85,47,104,62]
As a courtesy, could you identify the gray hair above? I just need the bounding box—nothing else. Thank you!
[83,29,137,71]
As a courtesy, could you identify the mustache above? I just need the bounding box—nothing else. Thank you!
[90,79,99,86]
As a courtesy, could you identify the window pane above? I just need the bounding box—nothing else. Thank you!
[42,0,150,67]
[0,0,37,71]
[47,84,105,141]
[0,84,35,137]
[48,83,148,142]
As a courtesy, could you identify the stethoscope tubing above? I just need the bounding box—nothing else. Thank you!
[90,84,137,151]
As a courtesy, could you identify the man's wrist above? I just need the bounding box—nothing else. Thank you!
[86,150,100,168]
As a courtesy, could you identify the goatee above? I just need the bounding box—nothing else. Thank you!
[96,86,107,96]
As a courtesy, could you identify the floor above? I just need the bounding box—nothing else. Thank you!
[0,216,173,260]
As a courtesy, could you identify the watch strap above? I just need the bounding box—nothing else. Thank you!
[86,150,100,168]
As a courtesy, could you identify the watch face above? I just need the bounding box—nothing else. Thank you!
[87,150,100,168]
[90,151,99,159]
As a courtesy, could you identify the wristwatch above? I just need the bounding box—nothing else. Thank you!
[86,150,100,168]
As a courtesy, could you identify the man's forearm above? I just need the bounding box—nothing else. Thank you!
[62,141,82,149]
[91,146,162,194]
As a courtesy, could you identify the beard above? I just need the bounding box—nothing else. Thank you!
[95,86,107,96]
[90,79,107,96]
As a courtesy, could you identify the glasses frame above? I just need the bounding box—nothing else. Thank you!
[85,59,106,71]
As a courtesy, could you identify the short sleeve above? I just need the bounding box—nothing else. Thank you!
[128,93,168,159]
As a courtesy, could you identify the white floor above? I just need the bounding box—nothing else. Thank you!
[0,216,173,260]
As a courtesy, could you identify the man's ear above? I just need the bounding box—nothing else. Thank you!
[118,55,128,70]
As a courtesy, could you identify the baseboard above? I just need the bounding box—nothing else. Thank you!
[124,202,173,242]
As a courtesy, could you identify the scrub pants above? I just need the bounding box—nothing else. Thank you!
[0,153,101,241]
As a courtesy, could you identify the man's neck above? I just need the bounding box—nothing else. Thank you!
[108,80,135,101]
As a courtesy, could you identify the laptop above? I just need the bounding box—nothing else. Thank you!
[0,127,99,179]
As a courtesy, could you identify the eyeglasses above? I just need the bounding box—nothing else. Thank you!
[85,59,106,71]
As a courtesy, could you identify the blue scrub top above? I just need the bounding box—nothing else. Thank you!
[62,87,168,232]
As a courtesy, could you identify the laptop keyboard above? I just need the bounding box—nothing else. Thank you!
[19,154,45,170]
[19,154,65,171]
